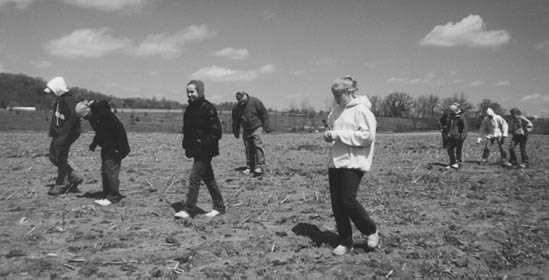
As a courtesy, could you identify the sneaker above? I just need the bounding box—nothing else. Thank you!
[367,231,379,249]
[94,199,112,206]
[502,161,512,167]
[446,163,459,169]
[48,184,67,196]
[519,163,528,168]
[242,168,251,175]
[205,210,221,218]
[174,210,190,219]
[332,245,352,256]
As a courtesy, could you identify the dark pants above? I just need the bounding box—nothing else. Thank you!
[49,140,78,185]
[482,137,507,161]
[185,157,225,212]
[509,135,528,164]
[101,150,122,200]
[243,127,265,170]
[328,168,376,247]
[446,138,464,164]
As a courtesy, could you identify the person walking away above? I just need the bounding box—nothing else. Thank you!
[445,103,468,169]
[477,108,510,166]
[232,91,271,176]
[175,80,225,219]
[323,76,378,256]
[75,100,130,206]
[44,76,83,195]
[508,108,533,168]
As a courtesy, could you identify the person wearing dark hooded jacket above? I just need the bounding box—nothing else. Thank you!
[444,103,468,169]
[175,80,225,219]
[508,108,533,168]
[75,100,130,206]
[44,76,83,195]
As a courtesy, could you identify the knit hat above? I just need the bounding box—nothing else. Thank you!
[44,76,69,96]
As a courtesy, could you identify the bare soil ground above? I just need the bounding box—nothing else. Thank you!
[1,132,548,279]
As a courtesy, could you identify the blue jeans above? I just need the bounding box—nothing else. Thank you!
[101,149,122,200]
[243,127,265,170]
[509,135,528,164]
[184,157,225,212]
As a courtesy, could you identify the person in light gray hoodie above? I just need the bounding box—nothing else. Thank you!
[323,76,378,256]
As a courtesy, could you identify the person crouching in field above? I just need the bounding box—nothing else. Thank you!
[442,103,468,169]
[323,76,379,256]
[477,108,510,166]
[75,100,130,206]
[175,80,225,219]
[44,77,83,196]
[508,108,533,168]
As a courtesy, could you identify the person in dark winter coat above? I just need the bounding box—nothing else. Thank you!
[75,100,130,206]
[232,91,270,176]
[508,108,534,168]
[175,80,225,219]
[44,76,83,195]
[444,103,468,169]
[439,110,450,149]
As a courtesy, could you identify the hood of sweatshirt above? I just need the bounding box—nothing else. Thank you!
[345,95,372,109]
[486,107,495,117]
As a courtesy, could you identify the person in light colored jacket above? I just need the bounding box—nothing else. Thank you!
[323,76,378,256]
[477,108,510,166]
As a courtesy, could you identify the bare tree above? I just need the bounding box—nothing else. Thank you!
[414,94,440,119]
[383,92,414,117]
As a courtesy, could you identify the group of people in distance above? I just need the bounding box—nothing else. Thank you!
[42,74,380,255]
[440,103,533,170]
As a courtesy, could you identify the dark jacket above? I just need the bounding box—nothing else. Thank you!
[446,111,468,141]
[49,92,81,146]
[88,101,130,159]
[232,96,270,137]
[508,115,533,136]
[183,98,222,159]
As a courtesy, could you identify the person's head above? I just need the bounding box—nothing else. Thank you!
[449,103,461,115]
[44,76,69,97]
[235,91,248,105]
[510,108,522,117]
[186,80,205,104]
[75,100,91,119]
[331,75,358,105]
[486,107,495,117]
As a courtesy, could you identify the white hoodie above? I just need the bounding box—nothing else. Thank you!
[327,95,376,172]
[479,108,508,138]
[45,76,69,96]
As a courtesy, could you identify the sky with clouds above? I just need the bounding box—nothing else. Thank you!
[1,0,548,115]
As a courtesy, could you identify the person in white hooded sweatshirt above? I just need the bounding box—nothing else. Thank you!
[478,107,510,166]
[323,76,378,256]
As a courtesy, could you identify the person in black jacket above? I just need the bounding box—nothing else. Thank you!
[75,100,130,206]
[443,103,468,169]
[44,77,83,195]
[175,80,225,219]
[232,91,270,176]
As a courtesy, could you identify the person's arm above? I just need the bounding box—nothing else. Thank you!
[330,107,376,147]
[256,100,271,132]
[54,97,80,146]
[206,103,222,144]
[521,116,534,132]
[113,117,130,159]
[500,117,509,137]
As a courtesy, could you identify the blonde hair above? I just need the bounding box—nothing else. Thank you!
[331,75,358,95]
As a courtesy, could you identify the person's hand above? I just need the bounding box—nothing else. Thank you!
[324,131,334,142]
[89,143,97,152]
[476,137,482,144]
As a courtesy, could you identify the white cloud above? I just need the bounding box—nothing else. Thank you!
[494,80,510,86]
[314,57,337,66]
[521,94,549,102]
[133,25,216,58]
[387,73,438,85]
[0,0,35,9]
[535,40,549,54]
[190,64,275,82]
[420,15,510,48]
[30,60,52,68]
[468,80,485,87]
[61,0,154,12]
[44,28,131,58]
[213,47,250,60]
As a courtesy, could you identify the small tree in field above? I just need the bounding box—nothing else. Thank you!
[414,94,440,119]
[441,92,474,115]
[383,92,414,117]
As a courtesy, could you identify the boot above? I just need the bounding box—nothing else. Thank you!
[66,172,84,193]
[48,184,67,196]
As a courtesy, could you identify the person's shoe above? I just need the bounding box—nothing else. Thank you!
[446,163,459,169]
[174,210,190,219]
[94,199,112,206]
[48,184,67,196]
[253,167,264,177]
[367,231,379,249]
[67,176,84,193]
[519,163,528,168]
[242,168,251,175]
[502,161,512,167]
[205,209,221,218]
[332,245,352,256]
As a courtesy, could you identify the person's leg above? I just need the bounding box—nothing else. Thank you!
[482,140,491,162]
[48,142,72,194]
[184,158,205,211]
[243,136,253,171]
[340,169,377,237]
[519,135,529,165]
[252,130,265,172]
[102,152,121,201]
[456,139,464,164]
[508,136,519,165]
[497,137,508,162]
[446,139,456,165]
[329,168,352,247]
[202,158,225,213]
